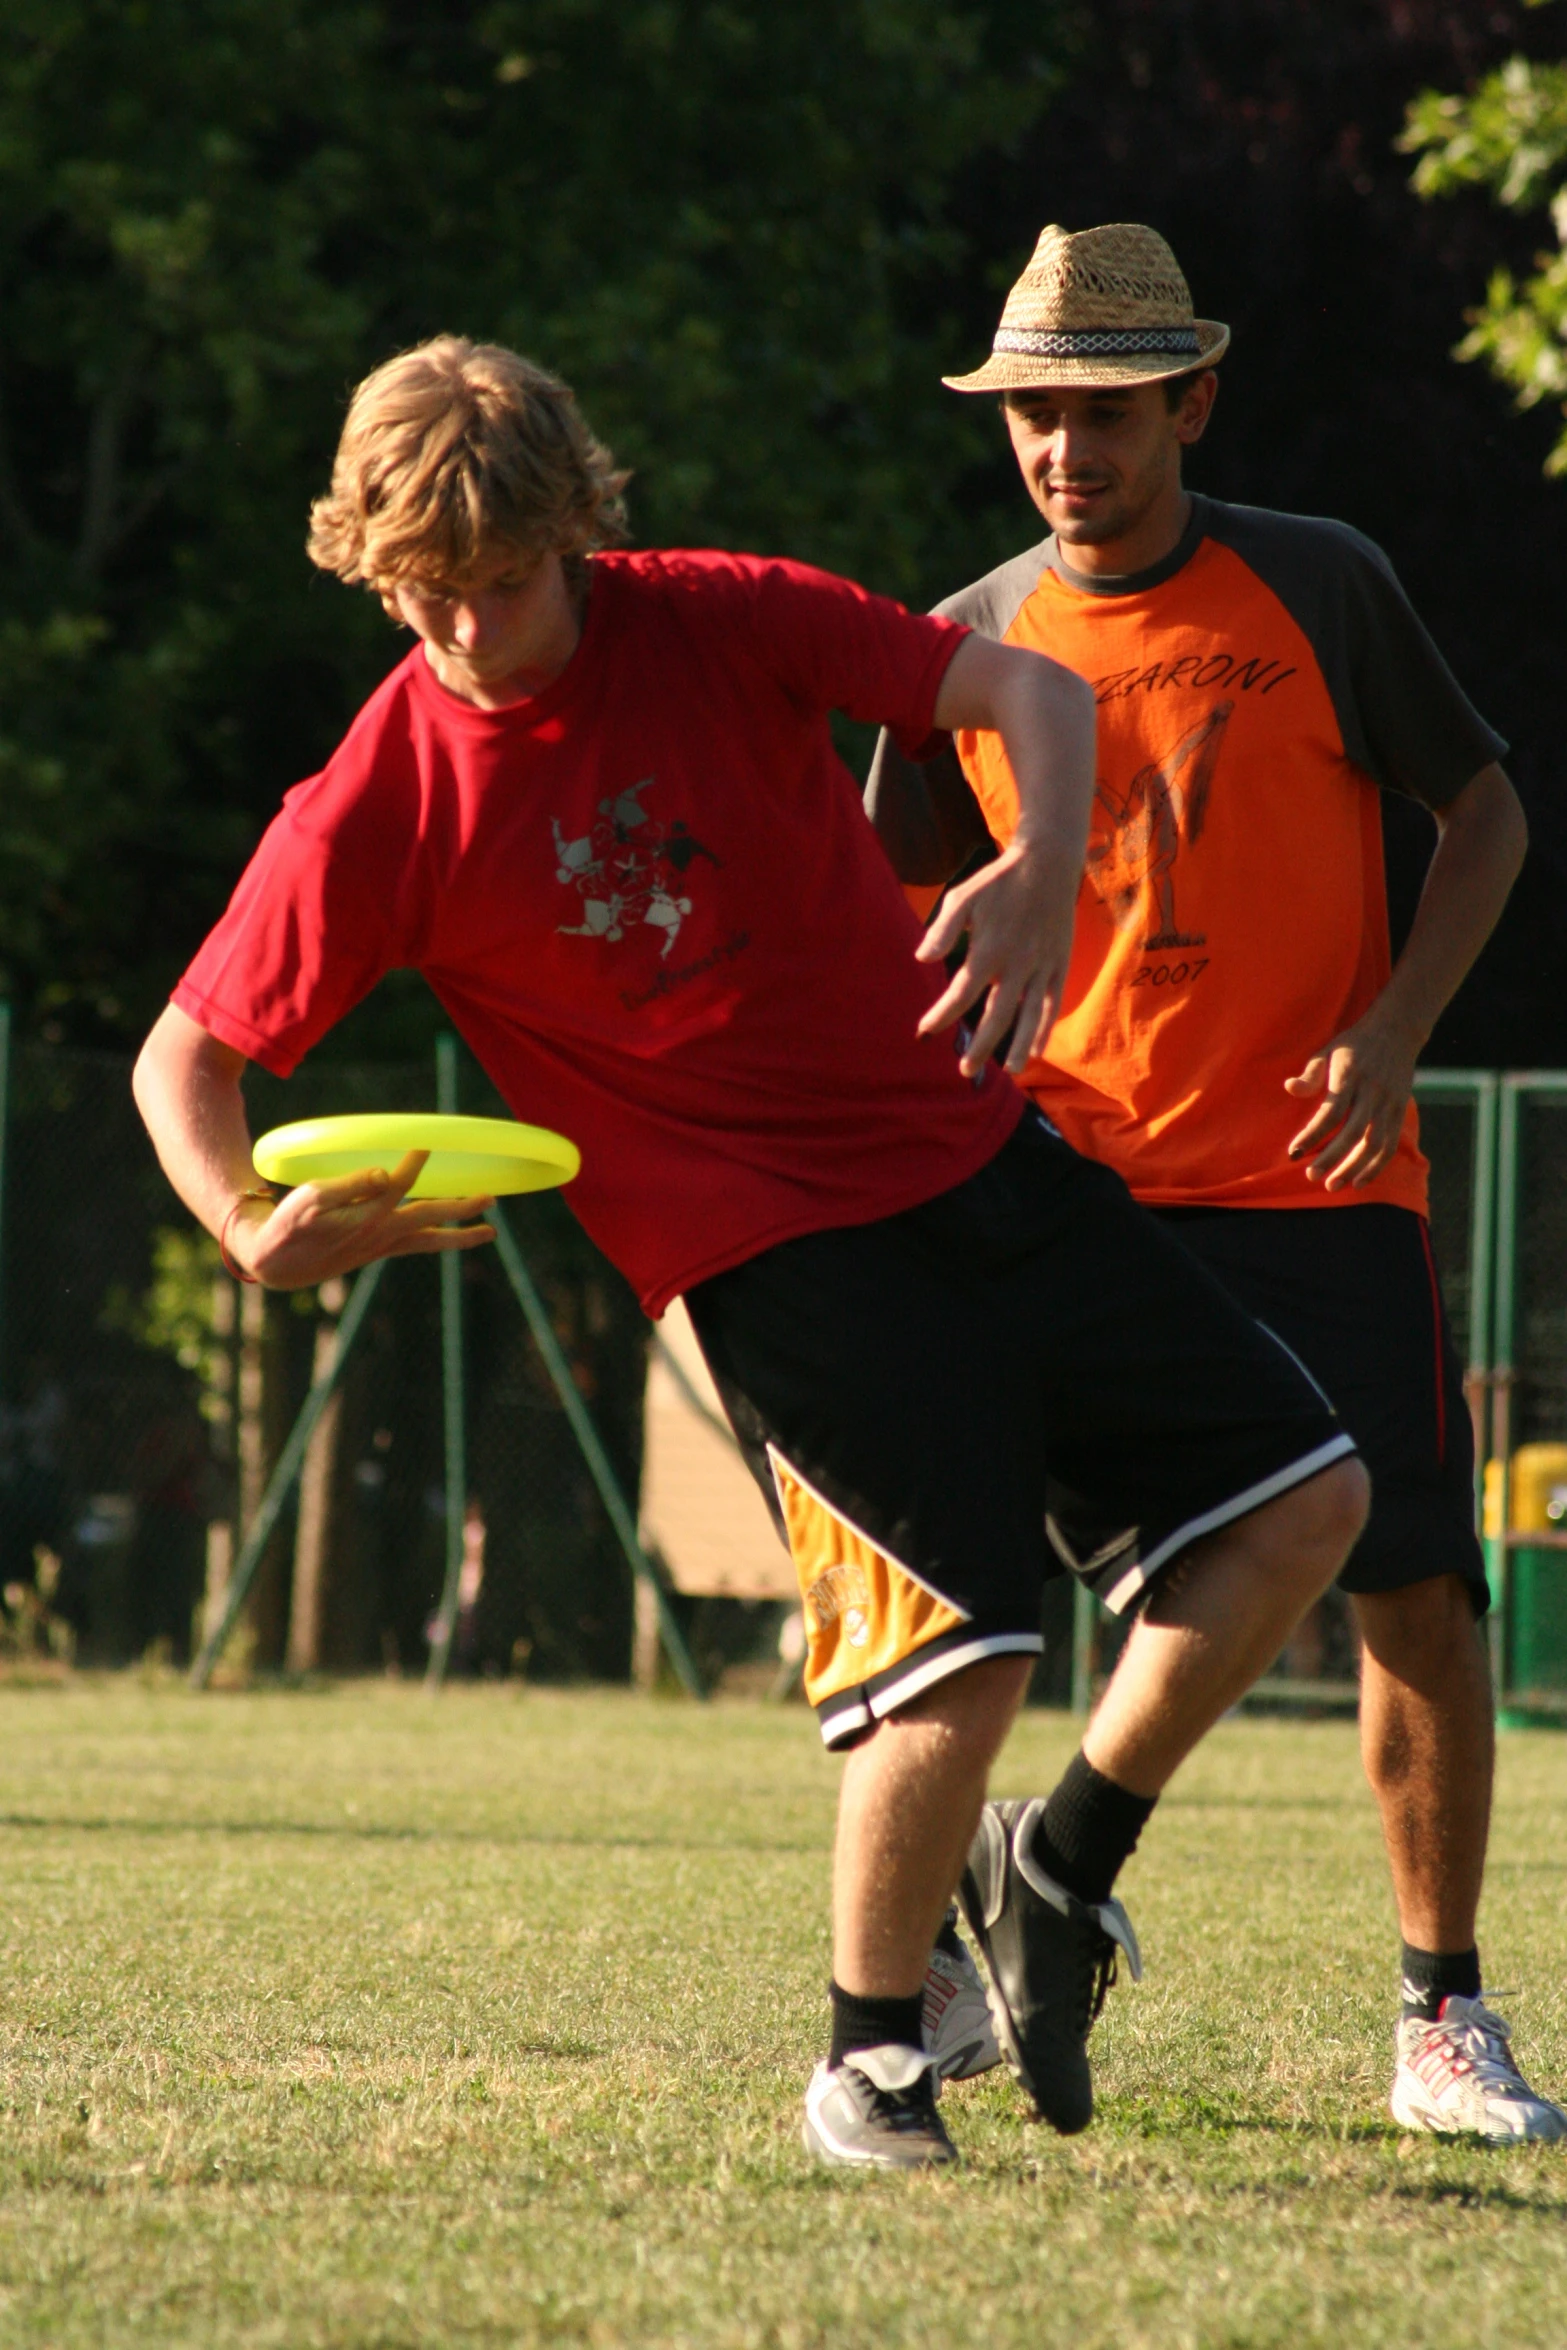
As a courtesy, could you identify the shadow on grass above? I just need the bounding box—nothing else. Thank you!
[1109,2100,1396,2141]
[0,1810,824,1854]
[1160,1793,1363,1813]
[1388,2176,1567,2216]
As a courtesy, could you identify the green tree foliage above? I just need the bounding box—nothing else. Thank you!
[1403,4,1567,473]
[0,0,1070,1041]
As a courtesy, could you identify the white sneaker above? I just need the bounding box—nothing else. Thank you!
[802,2044,958,2169]
[1392,1996,1567,2141]
[923,1908,1001,2083]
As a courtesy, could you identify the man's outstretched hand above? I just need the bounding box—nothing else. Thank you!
[1284,1009,1422,1191]
[915,837,1078,1078]
[227,1151,496,1289]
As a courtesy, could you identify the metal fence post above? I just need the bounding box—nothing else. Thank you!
[1069,1582,1095,1715]
[1468,1073,1499,1484]
[490,1203,706,1700]
[189,1257,386,1687]
[1485,1077,1523,1704]
[425,1035,469,1690]
[0,1002,10,1409]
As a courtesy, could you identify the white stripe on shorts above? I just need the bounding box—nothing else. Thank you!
[817,1630,1044,1748]
[1098,1431,1359,1616]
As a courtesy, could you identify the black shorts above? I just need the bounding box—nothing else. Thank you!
[685,1111,1355,1747]
[1154,1203,1485,1610]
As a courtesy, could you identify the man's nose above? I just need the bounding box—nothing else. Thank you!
[451,601,487,650]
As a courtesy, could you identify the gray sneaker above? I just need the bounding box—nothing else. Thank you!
[958,1796,1141,2135]
[802,2044,958,2169]
[923,1908,1002,2083]
[1392,1996,1567,2141]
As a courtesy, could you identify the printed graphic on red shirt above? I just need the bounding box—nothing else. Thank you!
[553,774,722,958]
[173,548,1015,1316]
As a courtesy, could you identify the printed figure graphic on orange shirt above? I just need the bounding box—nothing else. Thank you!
[1087,699,1232,947]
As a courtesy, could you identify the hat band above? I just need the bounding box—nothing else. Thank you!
[993,325,1202,359]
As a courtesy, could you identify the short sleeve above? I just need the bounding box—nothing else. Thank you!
[172,796,401,1076]
[733,557,969,755]
[1336,537,1507,808]
[864,727,992,885]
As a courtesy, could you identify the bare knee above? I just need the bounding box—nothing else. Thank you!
[1354,1572,1488,1682]
[1258,1454,1370,1602]
[1307,1454,1371,1555]
[878,1653,1032,1765]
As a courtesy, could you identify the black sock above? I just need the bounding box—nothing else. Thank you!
[828,1980,926,2067]
[1400,1942,1481,2022]
[1030,1749,1157,1905]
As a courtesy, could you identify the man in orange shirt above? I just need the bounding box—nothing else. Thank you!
[871,222,1563,2140]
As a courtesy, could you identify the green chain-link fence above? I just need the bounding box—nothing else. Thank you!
[0,1015,695,1688]
[1068,1070,1505,1715]
[3,1018,1565,1712]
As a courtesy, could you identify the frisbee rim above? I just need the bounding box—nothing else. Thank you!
[252,1111,580,1195]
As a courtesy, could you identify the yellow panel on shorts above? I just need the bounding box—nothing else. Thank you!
[769,1450,969,1710]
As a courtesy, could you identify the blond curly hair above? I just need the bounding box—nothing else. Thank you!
[307,337,630,592]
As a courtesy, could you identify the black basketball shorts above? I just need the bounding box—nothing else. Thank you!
[1155,1203,1485,1610]
[684,1110,1356,1748]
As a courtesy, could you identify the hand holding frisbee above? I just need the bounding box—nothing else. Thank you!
[230,1113,579,1291]
[254,1113,580,1199]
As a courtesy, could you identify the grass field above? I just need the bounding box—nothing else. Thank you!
[0,1682,1564,2349]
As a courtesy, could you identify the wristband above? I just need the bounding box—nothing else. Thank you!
[219,1189,275,1284]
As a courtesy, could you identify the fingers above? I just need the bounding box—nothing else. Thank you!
[916,956,987,1043]
[248,1178,496,1287]
[1004,972,1059,1075]
[1292,1088,1401,1187]
[1310,1112,1399,1190]
[1287,1093,1352,1159]
[1282,1054,1328,1101]
[305,1150,431,1210]
[380,1194,494,1232]
[381,1221,497,1258]
[961,972,1027,1073]
[914,887,975,967]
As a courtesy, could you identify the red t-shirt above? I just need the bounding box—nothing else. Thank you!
[175,549,1022,1313]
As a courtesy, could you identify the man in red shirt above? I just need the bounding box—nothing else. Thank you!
[871,223,1563,2140]
[135,335,1368,2166]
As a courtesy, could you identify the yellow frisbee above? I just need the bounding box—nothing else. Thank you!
[253,1113,580,1199]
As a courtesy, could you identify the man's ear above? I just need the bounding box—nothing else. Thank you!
[1174,370,1219,449]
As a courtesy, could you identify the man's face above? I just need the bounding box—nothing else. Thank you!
[387,548,563,692]
[1003,376,1214,550]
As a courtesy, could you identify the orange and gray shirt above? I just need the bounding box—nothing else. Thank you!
[866,495,1506,1216]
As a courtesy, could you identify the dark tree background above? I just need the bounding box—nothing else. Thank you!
[1,0,1563,1064]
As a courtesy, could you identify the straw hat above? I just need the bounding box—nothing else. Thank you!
[943,222,1229,393]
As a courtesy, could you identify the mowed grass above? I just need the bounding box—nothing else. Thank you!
[0,1685,1564,2348]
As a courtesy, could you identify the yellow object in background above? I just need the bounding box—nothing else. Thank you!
[1492,1444,1567,1704]
[1507,1444,1567,1533]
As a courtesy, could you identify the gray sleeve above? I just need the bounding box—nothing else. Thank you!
[1335,536,1506,806]
[864,729,992,885]
[862,539,1052,884]
[1205,505,1506,809]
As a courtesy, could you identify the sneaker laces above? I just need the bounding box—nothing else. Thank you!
[1079,1926,1119,2034]
[865,2078,941,2136]
[1419,1998,1528,2096]
[848,2056,942,2138]
[1076,1898,1143,2034]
